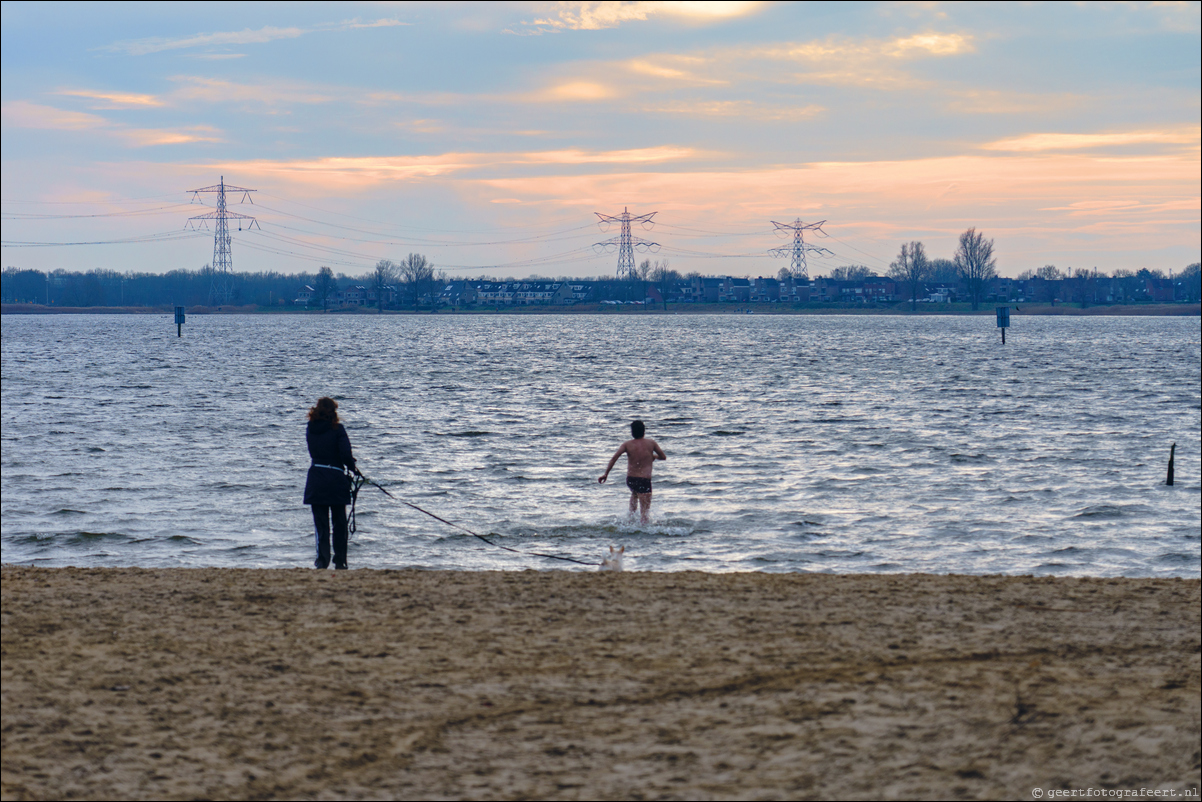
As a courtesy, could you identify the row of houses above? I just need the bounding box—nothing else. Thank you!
[296,272,1198,309]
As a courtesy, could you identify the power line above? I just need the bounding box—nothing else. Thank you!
[0,193,183,206]
[1,204,196,220]
[252,203,596,247]
[1,231,207,247]
[255,191,591,236]
[822,231,892,267]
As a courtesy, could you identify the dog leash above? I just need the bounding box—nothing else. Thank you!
[359,474,601,567]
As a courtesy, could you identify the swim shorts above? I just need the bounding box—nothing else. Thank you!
[626,476,652,494]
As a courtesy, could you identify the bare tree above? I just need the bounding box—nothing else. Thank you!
[888,241,929,311]
[829,265,873,282]
[1071,267,1095,307]
[650,259,678,310]
[1180,262,1201,302]
[928,258,959,286]
[634,258,653,306]
[400,253,434,311]
[372,259,396,313]
[954,228,997,311]
[315,266,336,312]
[1036,264,1061,281]
[433,270,449,310]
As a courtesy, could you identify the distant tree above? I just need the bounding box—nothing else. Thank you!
[650,259,678,310]
[1036,264,1062,281]
[315,266,336,311]
[888,241,929,311]
[372,259,396,313]
[1,268,48,304]
[1179,262,1201,302]
[1135,267,1166,280]
[928,258,959,286]
[954,228,997,311]
[400,253,435,311]
[1068,268,1086,306]
[631,258,652,306]
[777,266,794,283]
[1070,268,1097,307]
[828,264,873,282]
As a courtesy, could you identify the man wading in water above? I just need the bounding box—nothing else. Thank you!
[599,420,666,524]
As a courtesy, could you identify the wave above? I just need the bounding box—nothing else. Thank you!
[1155,552,1198,564]
[66,531,131,545]
[1072,505,1127,519]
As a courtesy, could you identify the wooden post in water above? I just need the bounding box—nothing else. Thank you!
[996,306,1010,344]
[1166,442,1175,486]
[174,306,186,337]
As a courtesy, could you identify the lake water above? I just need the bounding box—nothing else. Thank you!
[2,313,1198,576]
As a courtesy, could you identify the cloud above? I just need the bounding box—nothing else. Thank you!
[756,31,974,62]
[944,89,1086,115]
[559,29,976,99]
[195,146,701,192]
[1,100,220,146]
[107,25,310,56]
[741,31,975,88]
[533,81,617,101]
[120,126,223,146]
[888,32,973,57]
[104,18,408,56]
[168,76,338,106]
[55,89,164,108]
[2,100,107,131]
[983,127,1201,151]
[523,1,765,32]
[625,54,726,84]
[518,146,698,164]
[644,99,824,120]
[1038,198,1199,216]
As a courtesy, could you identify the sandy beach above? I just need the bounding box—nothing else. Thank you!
[1,567,1198,800]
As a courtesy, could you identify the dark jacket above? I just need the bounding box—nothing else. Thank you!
[303,419,357,505]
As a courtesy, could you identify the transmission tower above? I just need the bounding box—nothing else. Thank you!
[769,218,832,279]
[185,176,259,305]
[594,207,659,279]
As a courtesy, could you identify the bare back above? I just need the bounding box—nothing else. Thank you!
[621,437,663,478]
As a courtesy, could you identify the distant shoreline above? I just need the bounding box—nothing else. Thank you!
[4,302,1199,316]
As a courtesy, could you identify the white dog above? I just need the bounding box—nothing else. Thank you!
[600,545,625,572]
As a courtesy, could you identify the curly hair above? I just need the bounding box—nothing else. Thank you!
[307,396,340,424]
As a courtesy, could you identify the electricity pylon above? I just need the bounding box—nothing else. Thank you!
[594,207,659,279]
[769,218,832,279]
[186,176,259,305]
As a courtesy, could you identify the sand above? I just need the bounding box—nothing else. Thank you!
[1,567,1198,801]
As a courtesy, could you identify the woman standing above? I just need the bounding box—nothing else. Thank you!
[303,397,359,569]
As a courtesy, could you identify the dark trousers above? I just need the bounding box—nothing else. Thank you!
[311,504,348,569]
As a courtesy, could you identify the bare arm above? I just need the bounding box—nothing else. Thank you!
[598,443,627,483]
[651,440,666,461]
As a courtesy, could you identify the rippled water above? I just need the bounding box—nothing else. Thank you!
[2,313,1198,575]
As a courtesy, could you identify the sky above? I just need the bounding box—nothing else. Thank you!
[2,1,1199,280]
